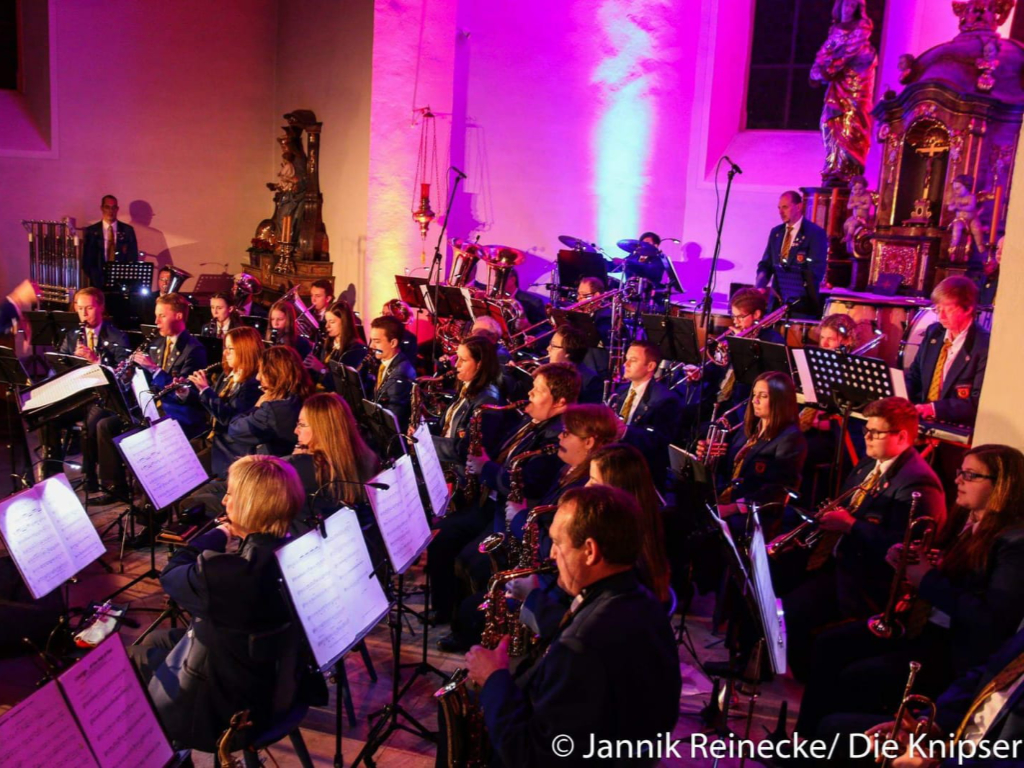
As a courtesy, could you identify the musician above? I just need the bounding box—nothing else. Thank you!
[305,299,368,380]
[40,287,130,483]
[505,268,548,326]
[778,396,946,680]
[715,286,786,418]
[607,340,684,489]
[94,293,208,504]
[754,190,828,317]
[577,276,613,345]
[464,486,681,768]
[200,292,241,338]
[156,266,174,296]
[233,279,267,319]
[906,276,989,427]
[432,334,503,466]
[698,370,807,516]
[547,323,603,403]
[381,298,419,362]
[367,315,417,432]
[288,392,381,537]
[189,326,263,476]
[0,279,37,335]
[309,278,334,324]
[798,444,1024,739]
[81,194,139,288]
[267,299,312,357]
[132,455,324,752]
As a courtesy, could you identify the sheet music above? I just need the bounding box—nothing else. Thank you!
[748,518,787,674]
[419,284,436,315]
[276,509,390,670]
[791,349,816,404]
[131,367,160,423]
[58,635,174,768]
[20,364,108,412]
[116,417,208,511]
[889,367,908,399]
[413,422,450,518]
[0,475,104,599]
[0,680,99,768]
[366,455,431,574]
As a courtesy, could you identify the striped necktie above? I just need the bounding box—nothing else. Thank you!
[927,339,953,402]
[618,388,637,423]
[780,225,794,261]
[954,650,1024,742]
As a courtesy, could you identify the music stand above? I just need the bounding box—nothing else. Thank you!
[45,352,91,375]
[669,444,712,488]
[240,314,267,335]
[186,305,212,334]
[191,272,235,297]
[395,275,431,311]
[548,309,601,348]
[429,286,474,325]
[360,399,406,461]
[103,262,153,293]
[727,337,792,387]
[641,313,700,365]
[0,346,31,482]
[557,249,608,289]
[195,335,224,362]
[793,346,903,496]
[23,310,78,347]
[329,362,366,415]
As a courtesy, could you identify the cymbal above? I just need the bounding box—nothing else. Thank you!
[617,239,660,259]
[558,235,597,251]
[482,245,527,268]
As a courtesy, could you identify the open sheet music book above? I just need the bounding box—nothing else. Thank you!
[114,417,208,511]
[277,508,390,671]
[412,422,450,518]
[0,474,106,599]
[19,363,108,412]
[366,454,432,574]
[0,634,174,768]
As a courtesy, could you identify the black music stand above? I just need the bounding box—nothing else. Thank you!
[24,310,78,347]
[395,275,431,311]
[429,286,475,325]
[329,362,366,415]
[641,313,700,365]
[186,305,212,334]
[548,309,602,348]
[798,347,899,496]
[727,337,792,386]
[240,314,267,335]
[103,262,153,293]
[557,248,608,289]
[0,347,31,490]
[195,335,224,362]
[360,399,406,462]
[44,352,91,375]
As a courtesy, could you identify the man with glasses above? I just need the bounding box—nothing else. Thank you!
[81,195,139,288]
[906,276,989,427]
[547,324,602,403]
[777,396,946,679]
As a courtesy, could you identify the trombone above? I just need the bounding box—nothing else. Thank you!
[506,288,622,354]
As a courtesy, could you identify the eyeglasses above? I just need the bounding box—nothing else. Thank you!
[864,429,899,440]
[578,293,594,299]
[732,312,751,325]
[549,343,564,350]
[956,468,995,483]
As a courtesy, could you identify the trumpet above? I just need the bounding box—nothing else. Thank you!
[879,661,937,768]
[868,493,935,639]
[151,363,224,399]
[766,478,882,559]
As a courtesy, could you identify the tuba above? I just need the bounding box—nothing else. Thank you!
[164,265,193,294]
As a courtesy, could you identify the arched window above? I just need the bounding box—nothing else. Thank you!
[1,0,17,91]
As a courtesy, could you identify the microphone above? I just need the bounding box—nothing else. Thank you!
[451,166,468,179]
[306,479,391,537]
[723,156,743,174]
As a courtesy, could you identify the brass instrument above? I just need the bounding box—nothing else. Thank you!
[879,662,937,768]
[163,265,193,294]
[280,283,322,343]
[434,560,558,768]
[23,218,79,306]
[519,504,557,569]
[868,493,935,639]
[114,330,160,386]
[766,479,881,559]
[151,362,224,399]
[408,371,456,436]
[506,288,623,354]
[602,289,627,404]
[449,237,485,287]
[216,710,252,768]
[673,303,793,383]
[232,272,263,300]
[498,444,560,567]
[463,401,528,501]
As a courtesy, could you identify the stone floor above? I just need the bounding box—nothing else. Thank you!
[0,462,805,767]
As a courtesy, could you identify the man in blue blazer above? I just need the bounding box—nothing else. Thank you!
[608,340,683,489]
[906,276,989,427]
[368,315,418,433]
[81,195,139,288]
[755,190,828,318]
[465,485,681,768]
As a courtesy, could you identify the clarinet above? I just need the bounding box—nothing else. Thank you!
[114,330,160,386]
[151,362,224,399]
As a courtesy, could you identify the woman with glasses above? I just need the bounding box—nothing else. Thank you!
[795,444,1024,740]
[188,326,263,474]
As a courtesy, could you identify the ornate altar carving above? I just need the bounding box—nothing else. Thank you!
[243,110,334,297]
[864,0,1023,294]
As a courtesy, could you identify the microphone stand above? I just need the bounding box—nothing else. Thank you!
[428,170,466,375]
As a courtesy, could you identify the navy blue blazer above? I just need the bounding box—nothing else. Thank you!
[720,422,807,503]
[152,528,293,751]
[371,351,417,433]
[200,376,262,476]
[919,525,1024,678]
[755,218,828,316]
[218,395,302,476]
[479,570,681,768]
[609,379,684,487]
[149,331,208,431]
[933,625,1024,764]
[515,289,549,326]
[905,320,989,425]
[835,447,946,615]
[58,321,130,367]
[432,383,502,465]
[81,220,139,288]
[577,363,604,404]
[479,415,564,510]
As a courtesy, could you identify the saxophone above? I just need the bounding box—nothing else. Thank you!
[463,400,527,502]
[216,710,252,768]
[434,560,558,768]
[501,444,559,567]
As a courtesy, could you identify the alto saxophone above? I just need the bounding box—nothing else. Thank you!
[216,710,252,768]
[501,444,559,566]
[463,400,527,501]
[434,560,558,768]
